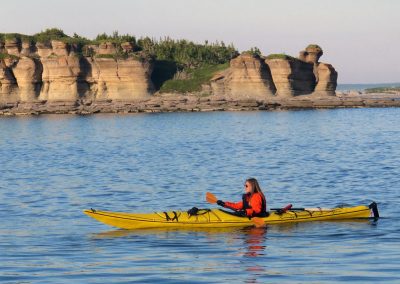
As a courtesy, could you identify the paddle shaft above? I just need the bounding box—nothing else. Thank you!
[206,192,240,212]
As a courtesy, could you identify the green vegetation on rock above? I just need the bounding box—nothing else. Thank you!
[265,53,296,60]
[94,31,136,45]
[138,37,238,69]
[159,63,229,93]
[0,53,19,60]
[365,86,400,94]
[242,47,262,57]
[306,44,322,50]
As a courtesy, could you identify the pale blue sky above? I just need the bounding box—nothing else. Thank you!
[1,0,399,83]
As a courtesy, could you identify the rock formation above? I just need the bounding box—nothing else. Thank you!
[4,39,20,56]
[0,38,154,103]
[313,63,338,96]
[265,56,316,97]
[210,44,337,99]
[0,35,337,105]
[12,57,42,101]
[0,56,19,102]
[90,57,154,101]
[299,44,337,96]
[37,40,80,101]
[210,52,276,99]
[299,45,323,64]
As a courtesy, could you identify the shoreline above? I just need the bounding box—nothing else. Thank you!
[1,93,399,116]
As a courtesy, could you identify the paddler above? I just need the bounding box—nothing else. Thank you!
[216,178,268,217]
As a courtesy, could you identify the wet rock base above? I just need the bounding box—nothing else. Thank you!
[1,93,399,116]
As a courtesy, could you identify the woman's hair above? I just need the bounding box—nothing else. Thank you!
[246,178,266,209]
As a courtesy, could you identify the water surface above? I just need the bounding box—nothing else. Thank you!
[1,108,399,283]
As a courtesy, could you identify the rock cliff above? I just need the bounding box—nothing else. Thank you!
[313,63,337,96]
[12,56,42,101]
[210,53,276,99]
[265,56,316,97]
[90,56,154,101]
[210,44,337,99]
[0,39,154,103]
[0,34,337,105]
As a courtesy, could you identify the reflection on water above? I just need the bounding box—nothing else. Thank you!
[242,227,267,258]
[1,109,400,283]
[91,226,251,239]
[92,226,268,259]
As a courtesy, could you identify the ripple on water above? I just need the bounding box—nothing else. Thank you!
[0,109,400,283]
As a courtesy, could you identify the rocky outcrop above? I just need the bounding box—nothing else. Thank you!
[91,57,154,101]
[3,92,400,116]
[36,42,53,58]
[0,57,19,102]
[210,53,276,99]
[313,63,338,96]
[36,40,80,101]
[0,35,337,105]
[4,39,20,56]
[20,41,34,57]
[299,45,323,64]
[97,42,116,55]
[0,38,154,102]
[298,44,337,96]
[12,57,42,101]
[210,44,337,99]
[265,56,315,97]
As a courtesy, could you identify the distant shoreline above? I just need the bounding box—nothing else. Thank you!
[1,29,399,115]
[1,92,399,116]
[337,83,400,92]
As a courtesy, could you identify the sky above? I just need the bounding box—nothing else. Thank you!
[1,0,399,83]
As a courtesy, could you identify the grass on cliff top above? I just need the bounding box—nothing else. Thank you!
[265,53,296,60]
[365,86,400,93]
[306,44,322,50]
[159,63,229,93]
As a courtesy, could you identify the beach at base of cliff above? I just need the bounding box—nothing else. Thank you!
[1,92,399,116]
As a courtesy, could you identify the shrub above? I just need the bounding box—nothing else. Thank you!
[242,47,262,57]
[137,37,238,70]
[34,28,68,43]
[160,63,229,93]
[94,31,136,46]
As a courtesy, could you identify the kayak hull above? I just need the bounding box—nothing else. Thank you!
[84,203,379,230]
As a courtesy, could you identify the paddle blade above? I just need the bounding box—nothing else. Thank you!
[252,217,266,228]
[206,192,218,204]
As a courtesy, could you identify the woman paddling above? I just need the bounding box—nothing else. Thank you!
[216,178,268,217]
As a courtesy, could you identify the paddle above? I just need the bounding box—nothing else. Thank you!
[252,217,266,228]
[206,192,218,204]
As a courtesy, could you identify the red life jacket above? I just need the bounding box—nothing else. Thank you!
[224,192,267,217]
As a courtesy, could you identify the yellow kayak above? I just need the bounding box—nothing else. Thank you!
[84,202,379,229]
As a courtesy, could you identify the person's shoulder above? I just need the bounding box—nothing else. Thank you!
[253,192,263,199]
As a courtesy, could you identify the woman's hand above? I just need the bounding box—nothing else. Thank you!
[217,200,225,207]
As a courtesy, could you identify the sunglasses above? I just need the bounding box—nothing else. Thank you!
[244,184,250,188]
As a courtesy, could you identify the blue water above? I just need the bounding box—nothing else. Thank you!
[1,109,400,283]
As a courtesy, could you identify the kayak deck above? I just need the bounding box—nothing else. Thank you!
[84,202,379,230]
